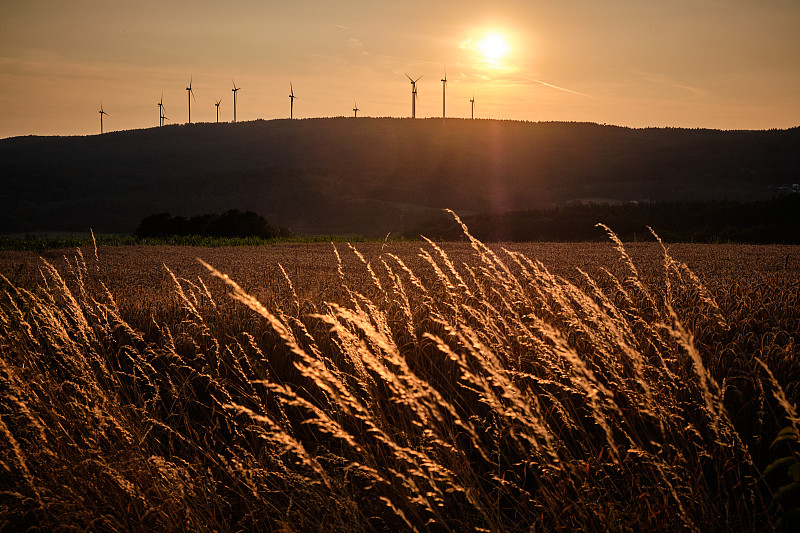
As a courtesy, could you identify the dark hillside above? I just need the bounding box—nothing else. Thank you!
[1,118,798,236]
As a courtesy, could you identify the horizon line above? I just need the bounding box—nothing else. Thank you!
[3,116,799,140]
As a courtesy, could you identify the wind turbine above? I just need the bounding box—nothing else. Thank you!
[353,100,359,117]
[289,83,297,119]
[215,99,221,123]
[158,94,167,127]
[98,101,108,134]
[186,78,195,124]
[232,80,240,122]
[441,67,447,121]
[470,93,475,119]
[405,74,422,118]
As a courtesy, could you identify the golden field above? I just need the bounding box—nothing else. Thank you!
[1,224,799,531]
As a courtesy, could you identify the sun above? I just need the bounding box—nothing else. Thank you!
[478,33,510,61]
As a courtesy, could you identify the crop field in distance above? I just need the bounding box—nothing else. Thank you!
[1,218,800,531]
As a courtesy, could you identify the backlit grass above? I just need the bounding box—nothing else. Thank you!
[1,215,798,531]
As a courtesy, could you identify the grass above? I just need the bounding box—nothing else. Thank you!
[0,233,384,252]
[1,214,799,531]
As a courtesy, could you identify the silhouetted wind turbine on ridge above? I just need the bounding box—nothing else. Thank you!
[289,83,297,119]
[232,80,240,122]
[186,78,195,124]
[441,67,447,122]
[470,93,475,119]
[215,99,221,123]
[98,101,108,134]
[405,74,422,118]
[158,94,167,127]
[353,100,359,117]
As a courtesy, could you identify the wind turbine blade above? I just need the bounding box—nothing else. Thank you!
[415,75,423,83]
[405,73,413,82]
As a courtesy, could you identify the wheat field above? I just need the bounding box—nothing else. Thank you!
[1,218,799,531]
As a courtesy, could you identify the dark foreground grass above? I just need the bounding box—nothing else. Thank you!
[1,216,799,531]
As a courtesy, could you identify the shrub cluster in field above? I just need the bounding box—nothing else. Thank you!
[1,215,799,531]
[134,209,292,240]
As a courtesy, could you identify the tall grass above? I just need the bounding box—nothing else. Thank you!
[0,214,796,531]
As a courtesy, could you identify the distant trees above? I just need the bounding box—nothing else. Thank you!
[402,195,800,244]
[134,210,290,239]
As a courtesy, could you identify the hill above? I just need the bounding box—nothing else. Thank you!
[1,118,798,236]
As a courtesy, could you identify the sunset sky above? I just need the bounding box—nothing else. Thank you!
[1,0,799,138]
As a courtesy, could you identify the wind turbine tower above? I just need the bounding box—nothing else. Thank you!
[470,93,475,119]
[405,74,422,118]
[289,83,297,119]
[158,94,168,127]
[186,78,195,124]
[353,100,360,117]
[232,80,240,122]
[215,99,221,123]
[441,68,447,122]
[98,102,108,134]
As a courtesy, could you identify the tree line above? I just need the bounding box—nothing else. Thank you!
[134,210,291,239]
[402,195,800,243]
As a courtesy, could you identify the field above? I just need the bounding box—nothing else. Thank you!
[2,221,800,531]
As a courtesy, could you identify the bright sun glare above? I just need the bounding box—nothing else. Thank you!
[478,33,510,60]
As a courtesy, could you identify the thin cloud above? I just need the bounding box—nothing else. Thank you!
[346,38,363,49]
[708,74,742,87]
[634,70,708,98]
[516,74,632,109]
[518,75,598,99]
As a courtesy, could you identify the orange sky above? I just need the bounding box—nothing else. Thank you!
[1,0,799,137]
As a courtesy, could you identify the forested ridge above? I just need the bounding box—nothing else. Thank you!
[2,118,798,236]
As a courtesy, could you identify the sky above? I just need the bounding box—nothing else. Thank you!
[1,0,799,138]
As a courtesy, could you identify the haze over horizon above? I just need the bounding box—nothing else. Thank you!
[2,0,799,138]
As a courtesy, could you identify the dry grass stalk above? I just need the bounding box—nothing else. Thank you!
[1,221,797,531]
